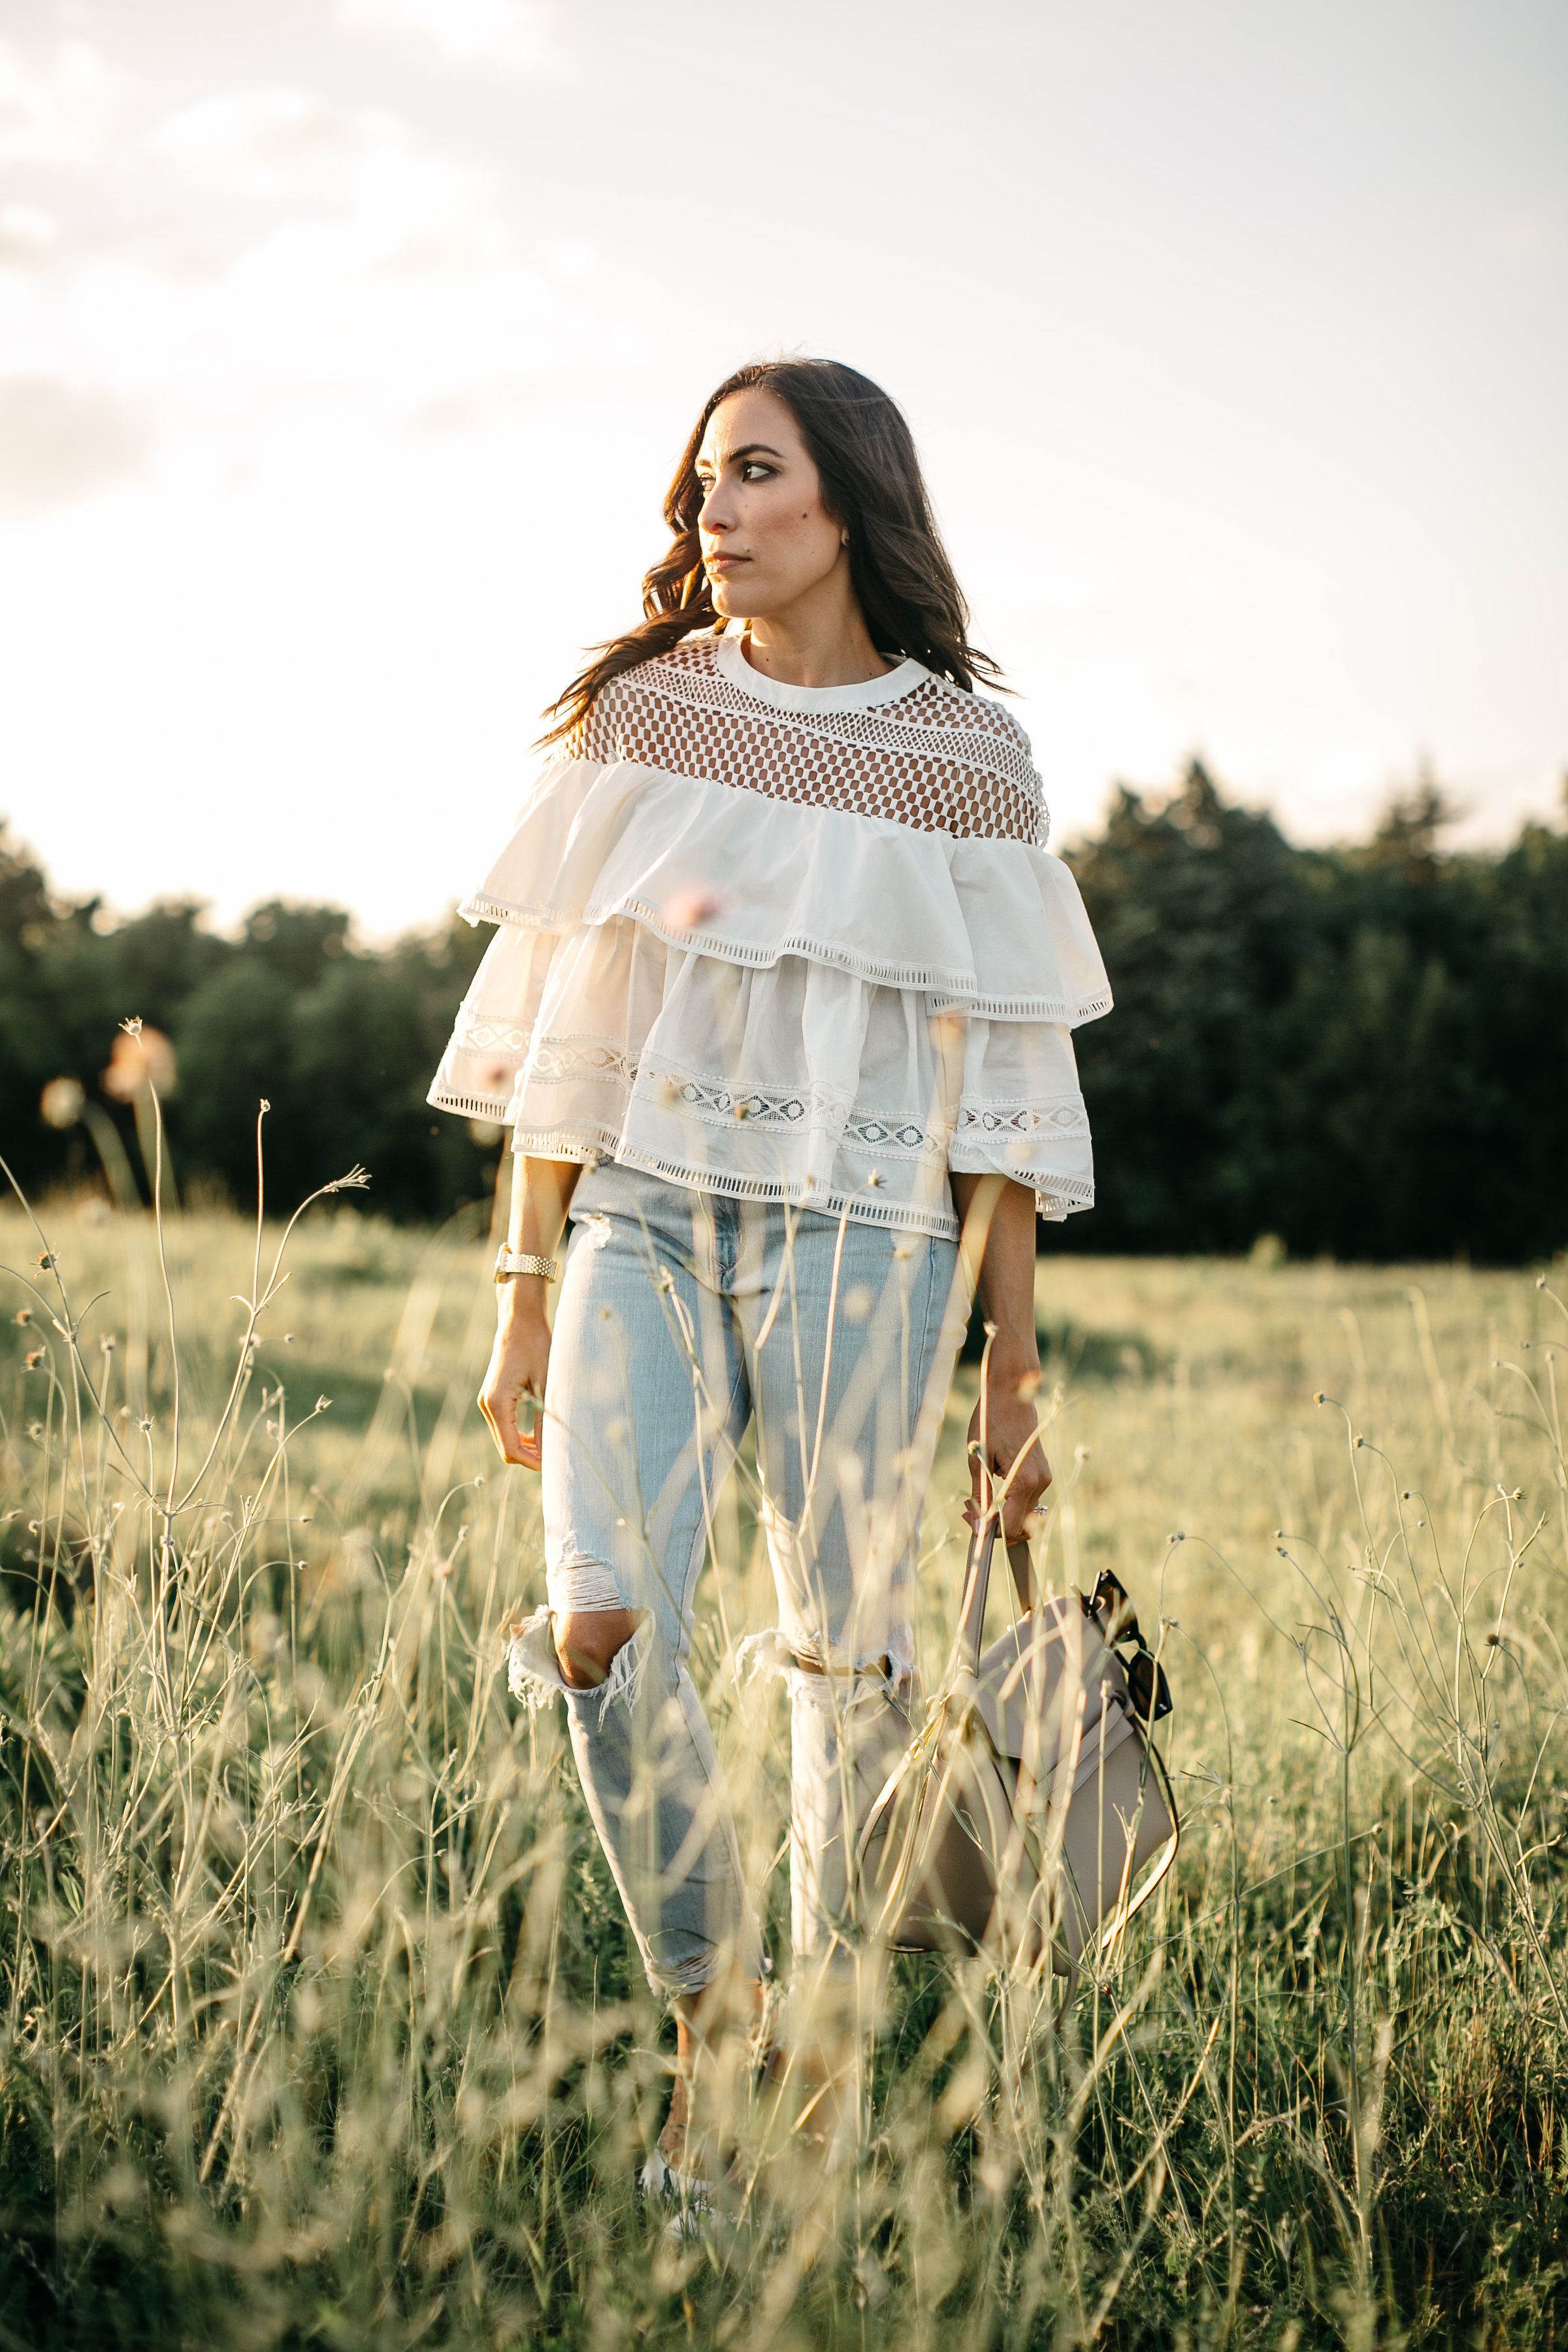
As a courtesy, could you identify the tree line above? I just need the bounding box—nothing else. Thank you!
[2,760,1564,1261]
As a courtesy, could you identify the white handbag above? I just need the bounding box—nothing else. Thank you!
[855,1522,1179,1980]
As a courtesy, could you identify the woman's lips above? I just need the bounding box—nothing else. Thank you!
[705,552,749,569]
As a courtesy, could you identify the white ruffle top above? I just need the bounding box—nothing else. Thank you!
[428,630,1111,1241]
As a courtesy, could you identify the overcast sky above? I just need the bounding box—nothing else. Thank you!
[1,0,1565,936]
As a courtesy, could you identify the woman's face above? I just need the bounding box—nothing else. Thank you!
[694,387,846,622]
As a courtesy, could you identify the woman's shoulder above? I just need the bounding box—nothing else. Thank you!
[569,633,723,759]
[896,666,1036,761]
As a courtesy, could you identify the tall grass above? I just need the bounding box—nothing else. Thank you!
[1,1128,1565,2350]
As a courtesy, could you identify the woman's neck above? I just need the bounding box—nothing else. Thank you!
[737,583,891,691]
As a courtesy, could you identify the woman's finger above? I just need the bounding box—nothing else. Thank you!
[480,1379,544,1470]
[480,1385,523,1467]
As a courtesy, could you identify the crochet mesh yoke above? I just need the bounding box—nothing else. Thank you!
[576,636,1047,847]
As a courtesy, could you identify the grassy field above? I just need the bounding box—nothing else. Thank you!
[1,1168,1565,2350]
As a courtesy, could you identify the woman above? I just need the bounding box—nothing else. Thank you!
[428,358,1110,2184]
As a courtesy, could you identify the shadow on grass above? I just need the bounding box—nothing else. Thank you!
[961,1303,1163,1382]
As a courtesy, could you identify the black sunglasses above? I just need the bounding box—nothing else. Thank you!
[1084,1567,1173,1726]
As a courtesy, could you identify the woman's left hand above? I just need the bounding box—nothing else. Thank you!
[964,1342,1052,1543]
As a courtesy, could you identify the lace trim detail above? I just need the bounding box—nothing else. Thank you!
[955,1096,1090,1139]
[449,1015,534,1055]
[840,1111,951,1164]
[637,1060,847,1130]
[633,1058,953,1165]
[574,636,1047,846]
[529,1035,636,1088]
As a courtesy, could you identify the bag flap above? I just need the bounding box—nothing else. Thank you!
[973,1596,1132,1769]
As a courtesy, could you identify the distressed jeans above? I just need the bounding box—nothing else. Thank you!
[507,1162,960,1997]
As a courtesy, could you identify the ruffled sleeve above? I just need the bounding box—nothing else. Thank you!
[427,922,560,1123]
[947,1017,1094,1223]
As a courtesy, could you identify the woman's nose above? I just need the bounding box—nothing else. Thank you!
[698,478,732,536]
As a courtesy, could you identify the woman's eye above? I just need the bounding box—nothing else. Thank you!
[741,462,774,482]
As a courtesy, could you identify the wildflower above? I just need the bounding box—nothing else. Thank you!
[24,1348,44,1370]
[316,1396,332,1413]
[14,1309,31,1326]
[36,1250,56,1271]
[103,1023,176,1102]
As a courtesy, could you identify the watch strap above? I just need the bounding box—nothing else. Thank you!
[495,1248,559,1282]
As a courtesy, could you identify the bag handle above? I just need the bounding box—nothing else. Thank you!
[955,1516,1036,1674]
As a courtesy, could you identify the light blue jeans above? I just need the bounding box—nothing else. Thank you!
[508,1163,960,1997]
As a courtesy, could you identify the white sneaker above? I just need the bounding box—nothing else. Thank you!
[638,2146,715,2243]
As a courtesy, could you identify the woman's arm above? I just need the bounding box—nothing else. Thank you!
[478,1154,583,1470]
[949,1171,1051,1569]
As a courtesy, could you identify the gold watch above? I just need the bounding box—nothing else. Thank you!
[495,1249,558,1283]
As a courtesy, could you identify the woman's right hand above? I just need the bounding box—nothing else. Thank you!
[478,1282,552,1469]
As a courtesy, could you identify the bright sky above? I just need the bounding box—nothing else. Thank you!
[1,0,1565,936]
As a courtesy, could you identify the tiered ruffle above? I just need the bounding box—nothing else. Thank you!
[429,757,1111,1237]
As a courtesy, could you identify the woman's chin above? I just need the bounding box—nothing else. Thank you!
[709,586,759,624]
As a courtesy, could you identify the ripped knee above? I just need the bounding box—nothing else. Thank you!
[554,1607,641,1691]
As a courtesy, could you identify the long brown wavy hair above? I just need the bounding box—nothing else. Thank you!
[540,358,1002,745]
